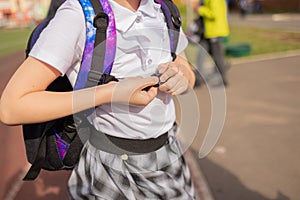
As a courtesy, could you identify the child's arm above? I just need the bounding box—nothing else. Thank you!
[0,57,158,125]
[158,51,196,95]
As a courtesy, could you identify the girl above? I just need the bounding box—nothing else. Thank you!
[0,0,196,198]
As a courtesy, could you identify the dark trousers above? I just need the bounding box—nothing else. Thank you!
[200,37,227,84]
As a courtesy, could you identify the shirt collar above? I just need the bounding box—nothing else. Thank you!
[139,0,161,18]
[109,0,161,33]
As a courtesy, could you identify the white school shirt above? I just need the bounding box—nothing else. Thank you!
[29,0,188,139]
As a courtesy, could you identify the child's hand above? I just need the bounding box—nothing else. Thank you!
[111,76,159,106]
[158,62,189,95]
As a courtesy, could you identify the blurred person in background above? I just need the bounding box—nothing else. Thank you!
[193,0,230,86]
[253,0,263,13]
[239,0,249,17]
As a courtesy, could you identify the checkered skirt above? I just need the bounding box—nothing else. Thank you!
[68,135,195,200]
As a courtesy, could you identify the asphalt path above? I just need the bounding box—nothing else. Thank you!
[229,13,300,33]
[190,53,300,200]
[194,13,300,200]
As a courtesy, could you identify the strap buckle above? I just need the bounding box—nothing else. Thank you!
[93,12,109,31]
[171,15,181,29]
[87,70,118,85]
[98,73,119,85]
[87,70,103,84]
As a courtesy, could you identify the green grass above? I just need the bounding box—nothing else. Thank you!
[225,25,300,56]
[1,23,300,59]
[177,5,300,57]
[0,28,33,57]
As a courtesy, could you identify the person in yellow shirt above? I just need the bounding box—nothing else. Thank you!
[195,0,230,86]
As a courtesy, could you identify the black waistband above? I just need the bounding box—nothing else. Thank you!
[89,127,169,155]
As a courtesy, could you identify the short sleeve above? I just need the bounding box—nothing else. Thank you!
[29,0,85,75]
[176,28,188,54]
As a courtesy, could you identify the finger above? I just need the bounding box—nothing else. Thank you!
[134,87,158,105]
[158,63,170,74]
[124,76,157,90]
[158,84,169,93]
[158,62,179,74]
[170,81,187,95]
[159,75,189,95]
[138,76,159,91]
[142,82,160,91]
[169,62,186,77]
[158,75,179,93]
[115,76,158,101]
[165,75,179,89]
[159,68,178,83]
[161,76,182,94]
[167,62,178,71]
[172,86,188,96]
[146,86,158,99]
[172,78,190,95]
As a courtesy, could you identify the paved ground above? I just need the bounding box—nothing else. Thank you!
[228,13,300,33]
[190,53,300,200]
[194,13,300,200]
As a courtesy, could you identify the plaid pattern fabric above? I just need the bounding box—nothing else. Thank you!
[68,135,195,200]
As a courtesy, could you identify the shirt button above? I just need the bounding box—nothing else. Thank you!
[136,12,142,23]
[147,58,152,65]
[136,17,141,23]
[121,154,128,160]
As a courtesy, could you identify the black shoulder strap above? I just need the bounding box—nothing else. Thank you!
[84,0,109,88]
[46,0,65,18]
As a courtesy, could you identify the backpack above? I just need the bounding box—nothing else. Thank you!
[22,0,182,181]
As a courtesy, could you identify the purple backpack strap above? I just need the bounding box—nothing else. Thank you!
[99,0,117,75]
[75,0,116,90]
[155,0,181,61]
